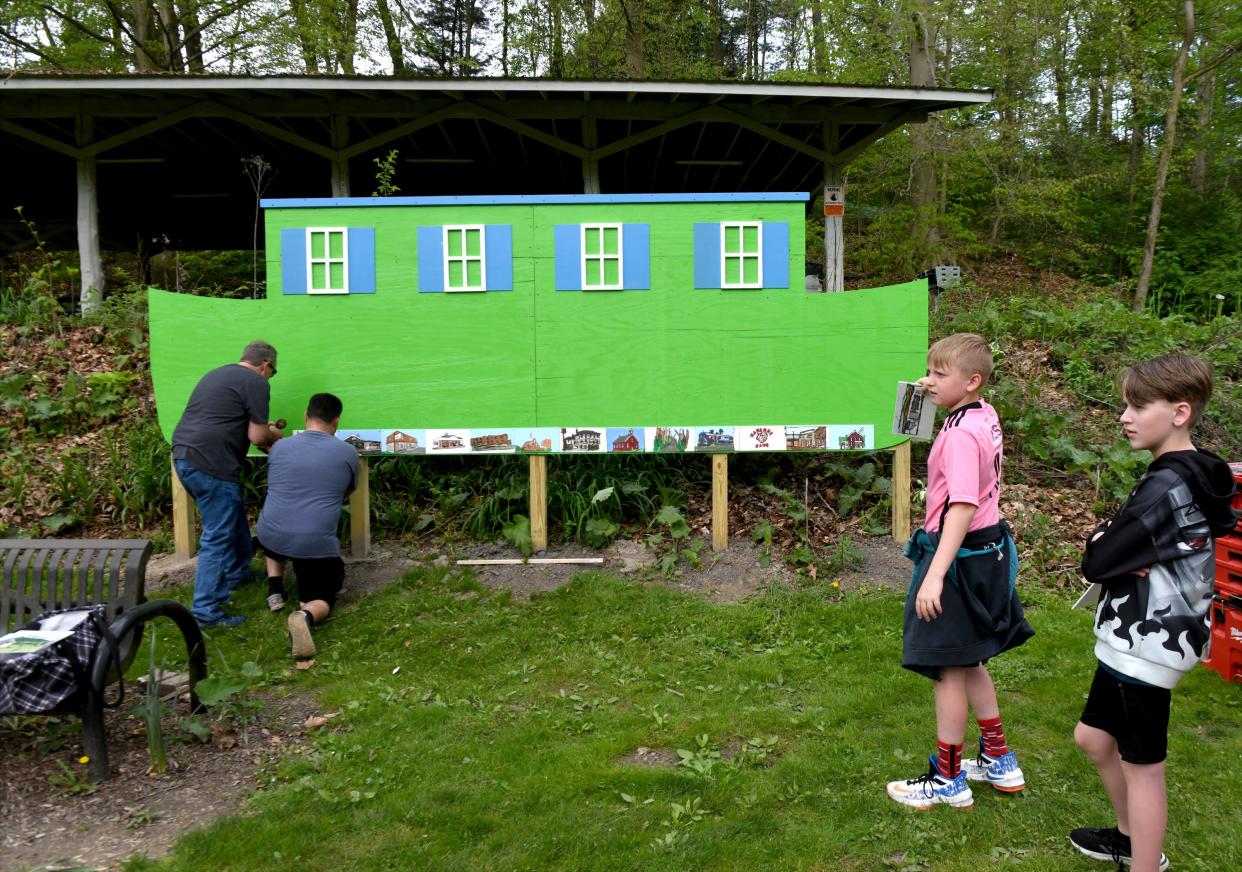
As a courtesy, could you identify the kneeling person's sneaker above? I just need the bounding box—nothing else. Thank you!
[288,610,316,660]
[886,756,973,810]
[1069,826,1168,871]
[963,738,1025,792]
[267,592,286,612]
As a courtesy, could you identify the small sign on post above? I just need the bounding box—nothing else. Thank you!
[823,185,845,217]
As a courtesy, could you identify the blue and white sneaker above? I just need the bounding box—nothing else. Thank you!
[963,738,1025,793]
[886,756,974,809]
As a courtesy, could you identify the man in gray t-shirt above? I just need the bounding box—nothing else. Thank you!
[256,392,358,661]
[172,341,283,628]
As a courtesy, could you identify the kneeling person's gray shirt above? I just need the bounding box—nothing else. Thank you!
[258,431,359,559]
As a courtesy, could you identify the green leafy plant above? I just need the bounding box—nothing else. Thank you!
[372,149,401,197]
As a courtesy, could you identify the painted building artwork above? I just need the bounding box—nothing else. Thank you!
[148,194,928,455]
[607,428,644,452]
[693,428,735,451]
[470,431,516,452]
[429,430,471,454]
[341,431,382,453]
[651,427,690,453]
[561,428,605,453]
[785,425,827,450]
[831,425,875,450]
[383,429,424,454]
[518,429,558,453]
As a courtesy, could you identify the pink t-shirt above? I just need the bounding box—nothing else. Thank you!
[923,400,1003,533]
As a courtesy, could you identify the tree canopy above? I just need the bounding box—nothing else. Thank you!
[2,0,1240,314]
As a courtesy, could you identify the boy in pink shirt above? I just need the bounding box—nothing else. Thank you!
[886,333,1035,810]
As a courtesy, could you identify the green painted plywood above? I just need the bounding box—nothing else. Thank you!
[150,197,926,452]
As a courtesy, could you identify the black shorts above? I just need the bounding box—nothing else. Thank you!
[1079,664,1171,764]
[257,540,344,608]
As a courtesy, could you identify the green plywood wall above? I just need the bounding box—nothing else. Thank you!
[149,198,928,450]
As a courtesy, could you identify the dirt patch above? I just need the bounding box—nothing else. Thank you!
[146,545,419,603]
[834,534,911,592]
[618,745,680,768]
[0,689,325,872]
[456,537,796,603]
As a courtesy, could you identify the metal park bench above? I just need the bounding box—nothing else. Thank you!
[0,539,207,780]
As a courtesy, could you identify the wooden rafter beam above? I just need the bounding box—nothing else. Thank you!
[831,113,924,166]
[589,106,716,161]
[465,101,588,159]
[339,103,463,159]
[0,119,80,159]
[210,103,338,160]
[81,100,213,157]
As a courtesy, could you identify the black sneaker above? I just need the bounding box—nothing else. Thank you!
[1069,826,1169,870]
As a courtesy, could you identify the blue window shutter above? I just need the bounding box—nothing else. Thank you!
[280,228,307,295]
[418,226,443,293]
[484,224,513,291]
[347,227,376,293]
[554,224,581,291]
[693,222,720,289]
[622,224,650,290]
[762,221,789,288]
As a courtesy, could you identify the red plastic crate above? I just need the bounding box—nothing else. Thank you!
[1203,598,1242,685]
[1218,535,1242,602]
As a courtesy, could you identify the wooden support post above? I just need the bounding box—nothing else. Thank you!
[350,456,371,559]
[76,114,104,315]
[330,114,351,197]
[171,456,196,559]
[891,440,912,543]
[712,454,728,551]
[529,454,548,552]
[821,123,844,293]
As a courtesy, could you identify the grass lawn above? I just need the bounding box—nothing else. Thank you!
[131,568,1242,871]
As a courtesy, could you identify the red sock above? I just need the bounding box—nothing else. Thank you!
[936,739,962,778]
[978,716,1009,758]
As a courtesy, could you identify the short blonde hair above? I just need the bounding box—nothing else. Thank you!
[1121,353,1214,426]
[928,333,993,384]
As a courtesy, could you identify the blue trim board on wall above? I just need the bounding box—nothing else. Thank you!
[262,193,812,208]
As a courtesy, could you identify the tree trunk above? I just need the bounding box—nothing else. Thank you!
[155,0,183,71]
[622,0,644,79]
[909,8,940,265]
[128,0,156,70]
[177,0,203,70]
[1190,68,1214,196]
[376,0,405,75]
[338,0,359,74]
[501,0,509,75]
[810,0,824,75]
[1134,1,1195,312]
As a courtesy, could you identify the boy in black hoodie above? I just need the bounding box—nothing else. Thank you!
[1071,353,1237,872]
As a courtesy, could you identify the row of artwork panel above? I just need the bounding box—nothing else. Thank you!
[311,425,876,455]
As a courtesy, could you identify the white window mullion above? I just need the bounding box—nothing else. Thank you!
[443,224,487,292]
[720,221,763,290]
[581,223,624,291]
[306,227,350,295]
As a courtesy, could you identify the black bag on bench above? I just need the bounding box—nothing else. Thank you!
[0,604,123,715]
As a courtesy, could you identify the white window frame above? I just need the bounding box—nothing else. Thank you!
[580,223,624,291]
[720,221,763,290]
[306,227,350,294]
[442,224,487,292]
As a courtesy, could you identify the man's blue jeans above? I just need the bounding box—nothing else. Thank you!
[174,459,252,623]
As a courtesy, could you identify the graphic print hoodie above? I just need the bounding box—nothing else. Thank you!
[1082,448,1237,689]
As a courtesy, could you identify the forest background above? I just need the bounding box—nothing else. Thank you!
[2,0,1241,314]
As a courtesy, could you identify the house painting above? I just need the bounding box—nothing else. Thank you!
[562,428,602,452]
[611,429,640,452]
[385,430,421,453]
[433,433,465,450]
[149,194,928,455]
[344,434,381,453]
[839,429,867,450]
[471,432,515,451]
[786,426,827,450]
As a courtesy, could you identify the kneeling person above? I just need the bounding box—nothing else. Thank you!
[256,392,358,660]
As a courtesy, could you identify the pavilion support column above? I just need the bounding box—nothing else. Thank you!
[822,122,843,293]
[75,115,105,315]
[581,113,601,194]
[330,115,351,197]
